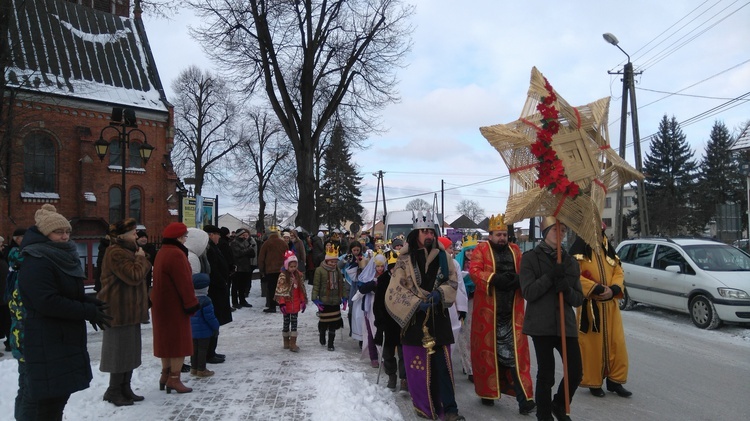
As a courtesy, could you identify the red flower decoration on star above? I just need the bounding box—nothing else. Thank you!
[531,78,580,199]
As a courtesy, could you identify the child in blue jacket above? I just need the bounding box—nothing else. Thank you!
[190,273,220,377]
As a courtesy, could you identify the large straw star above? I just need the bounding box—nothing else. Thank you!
[480,67,643,248]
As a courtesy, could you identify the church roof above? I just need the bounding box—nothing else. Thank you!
[5,0,169,112]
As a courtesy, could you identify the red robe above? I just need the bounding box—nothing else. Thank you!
[469,241,533,400]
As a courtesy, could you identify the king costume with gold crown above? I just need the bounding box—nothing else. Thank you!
[469,214,534,409]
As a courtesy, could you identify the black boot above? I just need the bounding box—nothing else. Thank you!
[103,373,134,406]
[327,332,336,351]
[319,326,326,346]
[606,379,633,397]
[122,370,144,402]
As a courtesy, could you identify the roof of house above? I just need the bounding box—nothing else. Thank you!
[5,0,169,112]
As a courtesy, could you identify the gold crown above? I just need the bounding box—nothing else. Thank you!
[325,244,339,259]
[462,232,480,248]
[488,214,508,232]
[268,225,279,233]
[387,250,399,266]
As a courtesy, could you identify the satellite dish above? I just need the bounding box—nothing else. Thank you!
[350,222,361,235]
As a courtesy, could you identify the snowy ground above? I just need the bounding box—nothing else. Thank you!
[0,283,404,421]
[1,283,748,421]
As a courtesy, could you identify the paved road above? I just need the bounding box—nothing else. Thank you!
[393,304,750,421]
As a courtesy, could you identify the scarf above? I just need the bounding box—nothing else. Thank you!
[323,262,339,290]
[23,240,85,279]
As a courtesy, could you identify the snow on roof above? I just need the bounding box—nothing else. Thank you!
[5,0,168,112]
[733,126,750,151]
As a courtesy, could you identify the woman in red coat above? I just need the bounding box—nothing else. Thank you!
[151,223,199,394]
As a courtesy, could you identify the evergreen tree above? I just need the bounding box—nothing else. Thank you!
[319,123,364,230]
[640,115,700,236]
[696,121,744,233]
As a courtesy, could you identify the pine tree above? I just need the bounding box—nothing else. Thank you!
[696,121,746,239]
[640,115,700,236]
[319,123,364,230]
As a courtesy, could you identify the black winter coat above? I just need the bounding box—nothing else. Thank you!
[206,242,233,325]
[18,227,96,399]
[373,271,401,347]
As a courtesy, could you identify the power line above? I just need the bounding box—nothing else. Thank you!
[639,1,749,71]
[636,87,749,101]
[361,176,508,204]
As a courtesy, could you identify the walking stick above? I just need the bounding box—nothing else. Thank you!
[556,220,570,415]
[376,330,384,385]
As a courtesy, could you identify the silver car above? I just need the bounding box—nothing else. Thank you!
[615,238,750,329]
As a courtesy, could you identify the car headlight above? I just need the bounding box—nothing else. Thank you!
[717,288,750,299]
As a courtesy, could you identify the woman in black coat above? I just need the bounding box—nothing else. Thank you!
[16,204,111,420]
[204,225,233,363]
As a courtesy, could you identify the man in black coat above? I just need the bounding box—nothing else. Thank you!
[373,256,406,391]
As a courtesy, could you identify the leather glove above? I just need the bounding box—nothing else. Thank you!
[592,284,605,295]
[553,264,565,280]
[554,274,568,293]
[90,303,113,331]
[279,303,288,315]
[458,311,467,322]
[313,299,324,312]
[418,301,432,312]
[341,298,348,311]
[301,302,307,313]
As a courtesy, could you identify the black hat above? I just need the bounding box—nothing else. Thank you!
[203,224,222,234]
[136,230,148,239]
[220,226,230,236]
[391,238,403,247]
[12,228,26,237]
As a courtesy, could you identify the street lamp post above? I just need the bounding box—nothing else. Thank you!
[604,32,650,240]
[95,107,155,221]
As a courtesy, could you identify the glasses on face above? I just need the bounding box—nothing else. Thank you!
[51,229,72,235]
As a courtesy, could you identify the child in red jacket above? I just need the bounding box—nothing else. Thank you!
[275,251,309,352]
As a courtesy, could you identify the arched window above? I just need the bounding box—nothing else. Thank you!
[109,187,122,223]
[23,133,56,192]
[129,142,143,168]
[129,188,142,223]
[109,139,122,166]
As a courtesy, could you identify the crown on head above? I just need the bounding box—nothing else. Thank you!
[462,232,480,248]
[268,225,279,233]
[387,250,399,266]
[325,243,339,259]
[412,210,435,231]
[488,214,508,232]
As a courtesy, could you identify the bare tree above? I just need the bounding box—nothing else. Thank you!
[171,66,241,196]
[189,0,414,232]
[405,198,431,212]
[456,199,486,223]
[231,108,291,233]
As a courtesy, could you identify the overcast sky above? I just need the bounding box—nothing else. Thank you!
[142,0,750,226]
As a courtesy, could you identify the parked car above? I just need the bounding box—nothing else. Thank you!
[615,238,750,329]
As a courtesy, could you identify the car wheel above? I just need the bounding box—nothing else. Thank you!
[689,295,722,329]
[618,288,635,311]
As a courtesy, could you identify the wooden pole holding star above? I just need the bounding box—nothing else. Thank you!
[480,67,644,415]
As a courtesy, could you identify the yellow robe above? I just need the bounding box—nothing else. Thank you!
[574,250,629,387]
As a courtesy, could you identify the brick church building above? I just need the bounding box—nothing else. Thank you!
[1,0,179,287]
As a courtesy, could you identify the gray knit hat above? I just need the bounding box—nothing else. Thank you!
[35,203,71,236]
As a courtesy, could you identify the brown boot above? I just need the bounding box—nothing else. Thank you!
[283,332,291,349]
[289,333,300,352]
[122,370,144,402]
[195,369,215,377]
[400,379,408,392]
[165,372,192,394]
[159,368,170,391]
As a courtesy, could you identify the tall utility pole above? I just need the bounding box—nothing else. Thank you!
[371,170,387,237]
[604,33,650,241]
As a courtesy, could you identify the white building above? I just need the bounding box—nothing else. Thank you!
[601,185,638,241]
